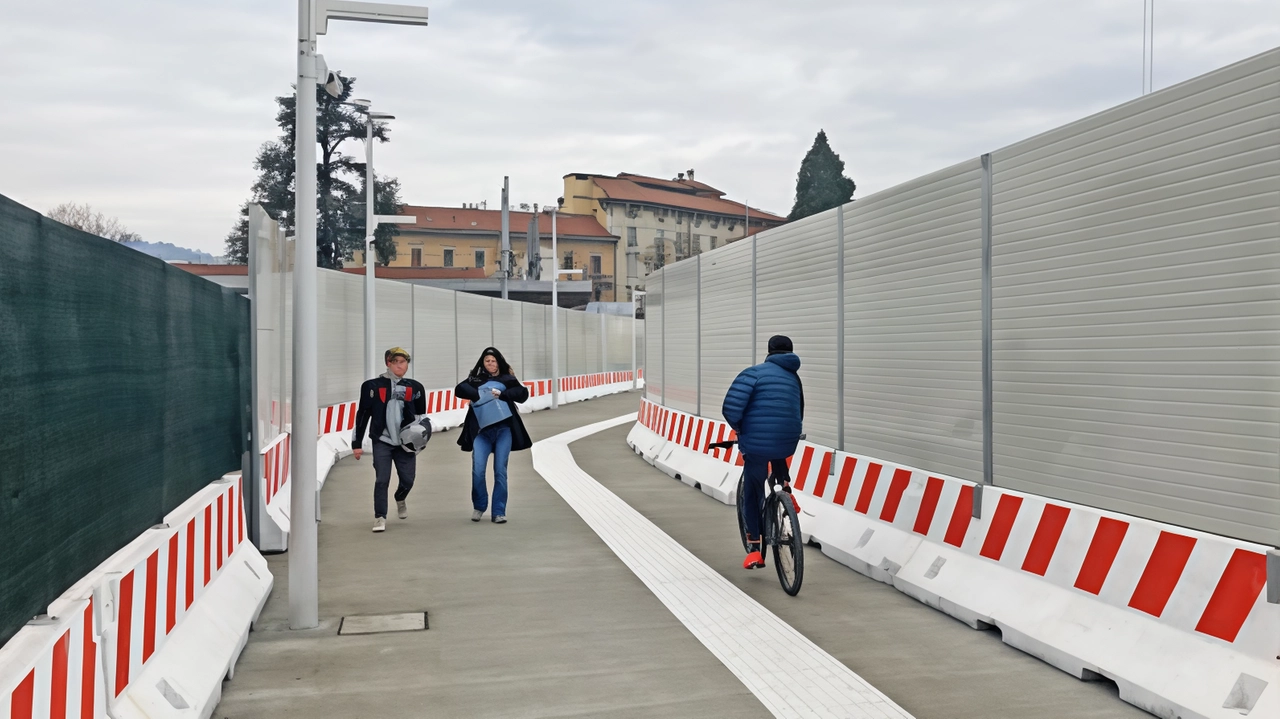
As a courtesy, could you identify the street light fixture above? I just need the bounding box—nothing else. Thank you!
[291,0,428,631]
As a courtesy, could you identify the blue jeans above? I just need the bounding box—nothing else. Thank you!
[472,424,512,516]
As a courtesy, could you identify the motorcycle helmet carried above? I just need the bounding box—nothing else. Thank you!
[399,417,433,452]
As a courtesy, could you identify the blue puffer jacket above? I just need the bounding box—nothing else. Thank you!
[721,352,804,459]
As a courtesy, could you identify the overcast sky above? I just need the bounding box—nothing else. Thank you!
[2,1,1276,255]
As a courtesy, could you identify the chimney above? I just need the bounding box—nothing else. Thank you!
[677,172,685,181]
[687,169,695,181]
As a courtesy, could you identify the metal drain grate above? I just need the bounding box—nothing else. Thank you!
[338,611,428,635]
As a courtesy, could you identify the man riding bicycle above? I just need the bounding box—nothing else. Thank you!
[722,335,805,570]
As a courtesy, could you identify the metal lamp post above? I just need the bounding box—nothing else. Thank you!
[548,206,583,409]
[292,0,428,631]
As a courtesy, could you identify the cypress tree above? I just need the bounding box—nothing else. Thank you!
[788,130,856,221]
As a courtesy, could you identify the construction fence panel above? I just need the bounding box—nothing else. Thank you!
[662,259,700,414]
[411,285,459,389]
[644,270,664,402]
[376,277,414,369]
[843,159,985,483]
[521,303,551,380]
[698,238,755,421]
[755,210,842,449]
[316,270,364,407]
[455,292,494,374]
[990,48,1280,545]
[492,298,523,372]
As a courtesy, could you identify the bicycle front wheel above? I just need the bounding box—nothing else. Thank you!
[735,473,749,553]
[770,493,804,596]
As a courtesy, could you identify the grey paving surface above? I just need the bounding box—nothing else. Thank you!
[216,391,769,719]
[573,423,1151,719]
[218,392,1150,718]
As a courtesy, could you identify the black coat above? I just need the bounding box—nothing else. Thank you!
[353,375,429,447]
[454,373,532,452]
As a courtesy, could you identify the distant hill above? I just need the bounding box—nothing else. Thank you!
[123,240,222,264]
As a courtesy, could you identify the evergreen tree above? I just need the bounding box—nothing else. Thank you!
[224,72,404,267]
[788,130,856,221]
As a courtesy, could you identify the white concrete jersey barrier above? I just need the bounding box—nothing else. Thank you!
[628,398,1279,719]
[258,370,644,542]
[0,475,272,719]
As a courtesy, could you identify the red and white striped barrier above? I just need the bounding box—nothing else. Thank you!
[628,399,1279,719]
[1,476,271,719]
[630,399,742,502]
[0,599,102,719]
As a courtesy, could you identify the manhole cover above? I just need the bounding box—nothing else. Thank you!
[339,612,428,635]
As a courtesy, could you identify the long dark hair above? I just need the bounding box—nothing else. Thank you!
[468,346,514,382]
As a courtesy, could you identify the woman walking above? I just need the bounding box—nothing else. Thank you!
[455,347,531,523]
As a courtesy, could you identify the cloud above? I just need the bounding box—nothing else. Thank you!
[0,0,1275,254]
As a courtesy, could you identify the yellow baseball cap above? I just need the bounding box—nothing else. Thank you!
[384,347,411,363]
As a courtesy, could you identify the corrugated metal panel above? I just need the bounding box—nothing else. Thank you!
[581,310,601,374]
[606,314,632,371]
[521,303,550,380]
[645,270,663,402]
[316,270,363,407]
[375,278,413,365]
[491,299,522,372]
[564,309,587,376]
[412,286,458,390]
[990,48,1280,545]
[636,322,646,379]
[455,292,493,375]
[699,239,754,420]
[755,210,841,448]
[843,160,984,482]
[663,260,699,414]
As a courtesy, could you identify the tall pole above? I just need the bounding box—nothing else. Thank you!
[364,113,376,379]
[631,298,637,391]
[550,208,559,409]
[290,0,319,630]
[501,177,510,299]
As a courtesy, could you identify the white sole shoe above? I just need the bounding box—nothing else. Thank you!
[397,500,408,519]
[471,510,484,522]
[372,518,386,533]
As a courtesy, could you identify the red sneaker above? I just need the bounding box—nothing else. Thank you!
[743,550,765,569]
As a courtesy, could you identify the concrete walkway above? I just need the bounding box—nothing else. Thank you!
[217,392,1148,718]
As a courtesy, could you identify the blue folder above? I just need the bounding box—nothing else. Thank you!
[472,380,513,428]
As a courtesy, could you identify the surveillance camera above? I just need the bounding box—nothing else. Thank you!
[323,71,344,99]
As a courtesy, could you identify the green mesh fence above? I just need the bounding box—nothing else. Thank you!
[0,194,250,647]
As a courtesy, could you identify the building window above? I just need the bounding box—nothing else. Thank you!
[627,226,637,247]
[561,251,574,270]
[655,228,665,239]
[411,248,422,267]
[474,249,486,268]
[590,254,602,275]
[710,236,718,249]
[443,248,455,267]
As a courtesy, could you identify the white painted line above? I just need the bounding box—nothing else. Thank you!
[532,413,915,719]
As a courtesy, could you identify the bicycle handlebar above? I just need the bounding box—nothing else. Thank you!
[706,434,806,451]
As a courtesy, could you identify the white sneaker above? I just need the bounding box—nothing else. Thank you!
[471,510,484,522]
[372,517,386,533]
[397,500,408,519]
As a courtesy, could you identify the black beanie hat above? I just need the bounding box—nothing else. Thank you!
[767,335,793,355]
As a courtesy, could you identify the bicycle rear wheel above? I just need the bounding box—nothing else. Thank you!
[735,473,749,553]
[769,493,804,596]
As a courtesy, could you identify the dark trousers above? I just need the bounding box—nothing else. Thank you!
[373,441,417,518]
[741,454,792,542]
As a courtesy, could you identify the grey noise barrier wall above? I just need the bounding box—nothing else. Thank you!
[644,46,1280,548]
[0,194,251,647]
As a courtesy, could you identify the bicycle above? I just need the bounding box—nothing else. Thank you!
[708,439,804,596]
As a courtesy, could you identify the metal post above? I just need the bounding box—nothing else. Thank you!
[364,114,376,379]
[751,232,758,365]
[631,297,638,390]
[290,0,319,630]
[661,269,666,406]
[501,176,510,299]
[695,252,702,415]
[977,152,994,519]
[836,208,846,452]
[551,209,559,409]
[247,209,262,547]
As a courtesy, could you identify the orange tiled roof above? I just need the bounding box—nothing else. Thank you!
[339,266,486,279]
[398,206,616,239]
[586,173,783,221]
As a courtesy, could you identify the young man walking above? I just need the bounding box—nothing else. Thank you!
[352,347,428,533]
[722,335,805,569]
